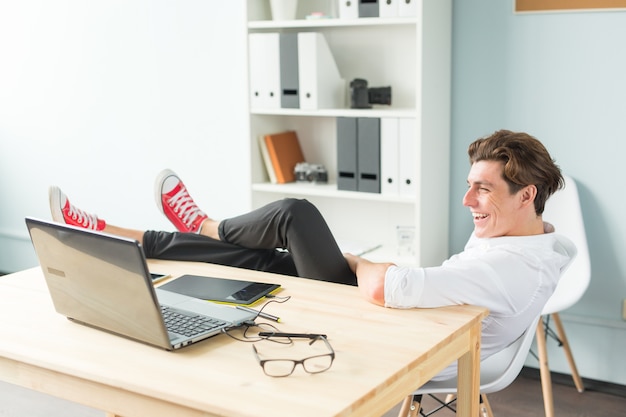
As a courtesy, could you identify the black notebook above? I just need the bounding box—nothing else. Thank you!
[159,274,281,306]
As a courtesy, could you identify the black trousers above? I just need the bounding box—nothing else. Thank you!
[142,198,357,286]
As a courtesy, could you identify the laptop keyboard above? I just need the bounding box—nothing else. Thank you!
[161,306,228,337]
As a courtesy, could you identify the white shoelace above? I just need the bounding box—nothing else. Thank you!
[167,187,205,227]
[68,204,99,230]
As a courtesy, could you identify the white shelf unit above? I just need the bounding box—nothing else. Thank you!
[245,0,451,267]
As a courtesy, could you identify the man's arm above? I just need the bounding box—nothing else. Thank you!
[344,253,394,306]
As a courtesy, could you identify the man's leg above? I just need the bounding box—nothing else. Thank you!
[154,172,356,285]
[219,199,357,285]
[142,230,299,277]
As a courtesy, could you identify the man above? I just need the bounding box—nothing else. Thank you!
[48,129,575,380]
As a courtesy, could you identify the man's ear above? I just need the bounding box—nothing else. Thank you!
[520,184,537,207]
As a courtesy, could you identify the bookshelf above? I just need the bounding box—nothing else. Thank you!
[245,0,451,267]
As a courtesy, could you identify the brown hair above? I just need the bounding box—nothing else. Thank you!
[467,130,564,215]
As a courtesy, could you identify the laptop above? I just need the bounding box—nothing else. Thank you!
[25,217,257,350]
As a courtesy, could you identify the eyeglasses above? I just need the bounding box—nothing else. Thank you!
[252,333,335,377]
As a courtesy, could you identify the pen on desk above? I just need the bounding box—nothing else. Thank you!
[236,305,281,322]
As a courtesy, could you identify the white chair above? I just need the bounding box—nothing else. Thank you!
[535,174,590,417]
[397,315,541,417]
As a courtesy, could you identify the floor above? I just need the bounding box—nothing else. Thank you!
[383,368,626,417]
[1,368,625,416]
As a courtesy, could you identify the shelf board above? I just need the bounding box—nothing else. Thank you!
[250,107,417,118]
[361,245,419,267]
[252,182,415,203]
[248,17,418,30]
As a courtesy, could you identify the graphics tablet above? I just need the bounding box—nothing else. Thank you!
[158,274,281,306]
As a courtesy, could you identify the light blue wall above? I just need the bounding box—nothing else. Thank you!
[451,1,626,384]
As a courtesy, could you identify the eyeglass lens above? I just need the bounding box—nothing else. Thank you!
[263,354,333,377]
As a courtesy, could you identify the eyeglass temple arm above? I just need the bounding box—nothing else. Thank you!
[257,332,327,340]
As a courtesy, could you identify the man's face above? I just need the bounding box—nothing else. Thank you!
[463,160,528,238]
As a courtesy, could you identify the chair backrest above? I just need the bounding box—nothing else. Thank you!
[414,315,541,395]
[541,174,591,314]
[478,315,541,394]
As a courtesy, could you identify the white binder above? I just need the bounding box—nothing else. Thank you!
[399,118,417,196]
[379,0,399,18]
[248,33,280,109]
[380,118,400,195]
[297,32,345,110]
[338,0,359,19]
[398,0,418,17]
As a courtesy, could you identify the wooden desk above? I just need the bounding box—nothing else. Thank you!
[0,260,487,417]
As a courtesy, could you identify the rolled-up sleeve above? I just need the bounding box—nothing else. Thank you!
[384,265,426,308]
[384,253,523,311]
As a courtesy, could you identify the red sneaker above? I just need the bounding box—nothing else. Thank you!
[154,169,208,234]
[49,186,106,231]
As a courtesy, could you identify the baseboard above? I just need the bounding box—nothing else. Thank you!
[520,366,626,398]
[1,232,39,273]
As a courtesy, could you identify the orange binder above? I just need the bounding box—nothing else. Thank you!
[263,131,305,183]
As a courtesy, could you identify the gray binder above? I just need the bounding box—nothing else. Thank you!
[279,33,299,108]
[337,117,358,191]
[359,0,380,17]
[357,118,381,193]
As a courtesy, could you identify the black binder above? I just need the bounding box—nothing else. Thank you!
[279,33,299,108]
[359,0,380,17]
[357,118,381,193]
[337,117,358,191]
[337,117,381,193]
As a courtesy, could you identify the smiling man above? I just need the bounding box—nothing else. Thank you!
[347,129,575,380]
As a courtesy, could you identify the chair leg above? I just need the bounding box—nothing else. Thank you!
[536,318,555,417]
[447,393,491,417]
[551,313,585,393]
[398,394,421,417]
[480,394,494,417]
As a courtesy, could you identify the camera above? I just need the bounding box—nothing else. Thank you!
[294,162,328,183]
[350,78,392,109]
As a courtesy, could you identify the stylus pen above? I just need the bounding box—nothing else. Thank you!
[236,306,281,322]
